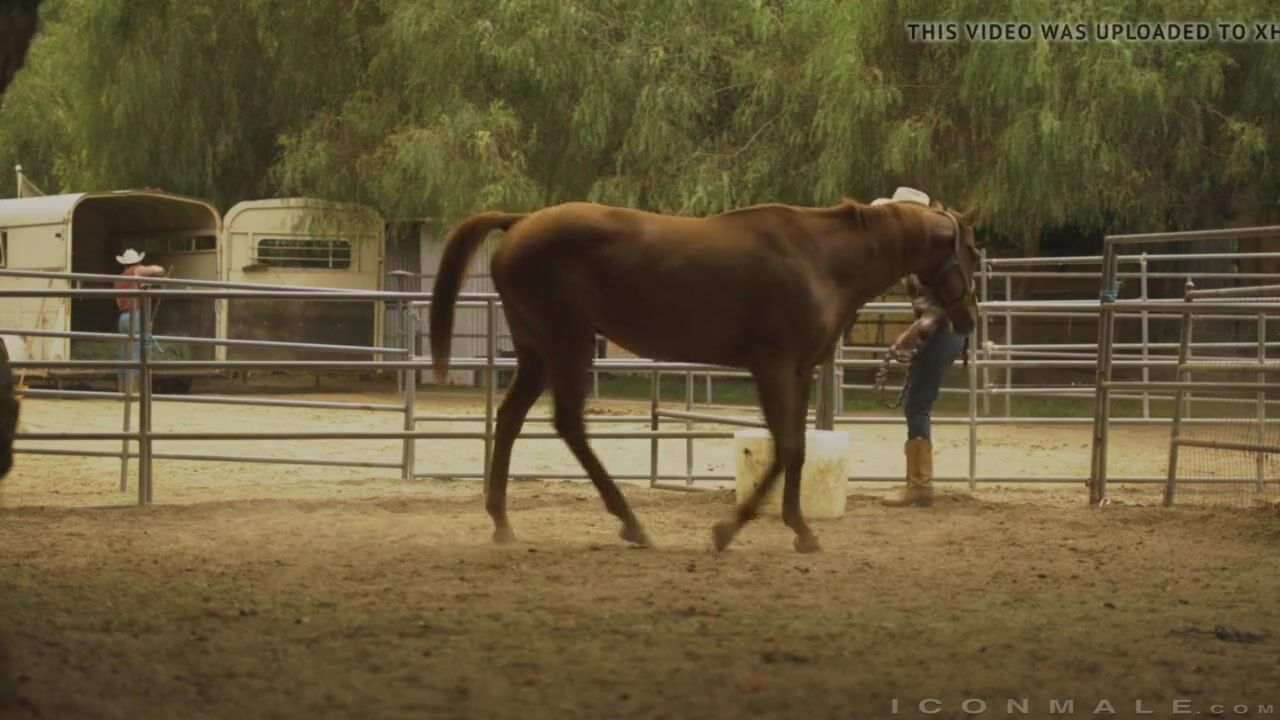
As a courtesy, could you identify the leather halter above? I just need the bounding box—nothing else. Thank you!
[926,210,972,313]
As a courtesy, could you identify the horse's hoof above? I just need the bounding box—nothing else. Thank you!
[794,535,822,554]
[620,524,653,548]
[711,521,738,552]
[492,526,517,544]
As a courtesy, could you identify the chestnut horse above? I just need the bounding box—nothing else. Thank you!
[0,340,17,480]
[430,200,979,553]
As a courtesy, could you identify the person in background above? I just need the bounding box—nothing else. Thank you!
[871,188,968,507]
[113,249,166,393]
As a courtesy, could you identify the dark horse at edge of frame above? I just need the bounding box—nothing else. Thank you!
[429,198,980,553]
[0,339,17,480]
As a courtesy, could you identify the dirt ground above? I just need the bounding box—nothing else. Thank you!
[1,391,1277,719]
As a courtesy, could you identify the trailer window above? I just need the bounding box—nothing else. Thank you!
[255,238,353,270]
[131,234,216,255]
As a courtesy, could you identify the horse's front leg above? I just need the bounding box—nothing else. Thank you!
[714,363,819,552]
[780,436,820,553]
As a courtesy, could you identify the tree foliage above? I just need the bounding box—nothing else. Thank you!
[2,0,1277,254]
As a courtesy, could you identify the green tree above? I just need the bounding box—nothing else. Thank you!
[2,0,1277,255]
[0,0,381,207]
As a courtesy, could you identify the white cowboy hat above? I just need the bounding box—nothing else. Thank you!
[115,249,145,265]
[871,186,931,207]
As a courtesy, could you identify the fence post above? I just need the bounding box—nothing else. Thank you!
[483,299,496,484]
[1003,274,1013,418]
[1164,285,1195,506]
[816,351,836,431]
[139,292,153,505]
[1088,241,1120,505]
[836,336,845,418]
[968,328,978,490]
[685,370,694,486]
[1140,254,1151,419]
[402,302,417,481]
[979,251,990,416]
[649,369,659,488]
[1256,312,1266,492]
[393,300,403,394]
[119,297,136,493]
[592,335,600,400]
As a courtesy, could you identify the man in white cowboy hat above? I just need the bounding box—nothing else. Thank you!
[871,187,968,507]
[113,249,166,393]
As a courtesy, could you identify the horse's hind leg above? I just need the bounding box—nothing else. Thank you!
[781,370,820,553]
[486,350,545,544]
[548,346,652,548]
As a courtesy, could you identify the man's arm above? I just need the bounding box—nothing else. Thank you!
[135,264,166,277]
[888,314,941,363]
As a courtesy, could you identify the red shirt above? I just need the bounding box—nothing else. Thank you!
[113,265,144,312]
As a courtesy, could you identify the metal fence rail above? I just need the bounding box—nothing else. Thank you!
[4,269,432,503]
[401,235,1280,494]
[9,231,1280,507]
[1088,225,1280,505]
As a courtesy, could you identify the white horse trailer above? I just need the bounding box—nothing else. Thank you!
[221,198,384,360]
[0,189,222,385]
[1,188,387,385]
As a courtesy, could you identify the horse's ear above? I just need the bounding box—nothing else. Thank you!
[960,208,979,225]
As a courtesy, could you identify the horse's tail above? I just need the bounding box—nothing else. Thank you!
[429,211,527,383]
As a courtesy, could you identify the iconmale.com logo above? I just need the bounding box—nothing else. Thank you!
[890,698,1275,717]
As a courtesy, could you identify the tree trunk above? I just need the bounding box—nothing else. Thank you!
[0,0,40,97]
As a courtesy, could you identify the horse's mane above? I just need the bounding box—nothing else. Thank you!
[714,198,949,220]
[713,202,800,219]
[715,201,857,220]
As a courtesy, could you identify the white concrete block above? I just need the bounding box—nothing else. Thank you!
[733,429,849,519]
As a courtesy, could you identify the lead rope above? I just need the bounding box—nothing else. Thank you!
[874,355,909,409]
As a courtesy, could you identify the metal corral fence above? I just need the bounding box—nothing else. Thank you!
[974,246,1280,419]
[7,227,1280,504]
[845,246,1280,419]
[1,268,435,504]
[4,271,839,501]
[407,227,1280,492]
[1088,225,1280,506]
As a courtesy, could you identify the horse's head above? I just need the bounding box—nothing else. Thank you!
[916,206,980,336]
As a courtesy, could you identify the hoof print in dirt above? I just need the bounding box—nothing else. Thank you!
[793,535,822,554]
[1178,626,1267,644]
[761,650,810,665]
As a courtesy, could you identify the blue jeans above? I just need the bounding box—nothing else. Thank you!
[117,312,157,387]
[903,322,966,440]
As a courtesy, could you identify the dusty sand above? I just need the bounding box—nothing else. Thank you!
[1,392,1277,719]
[0,390,1185,505]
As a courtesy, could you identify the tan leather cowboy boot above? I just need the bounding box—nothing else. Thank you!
[882,438,934,507]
